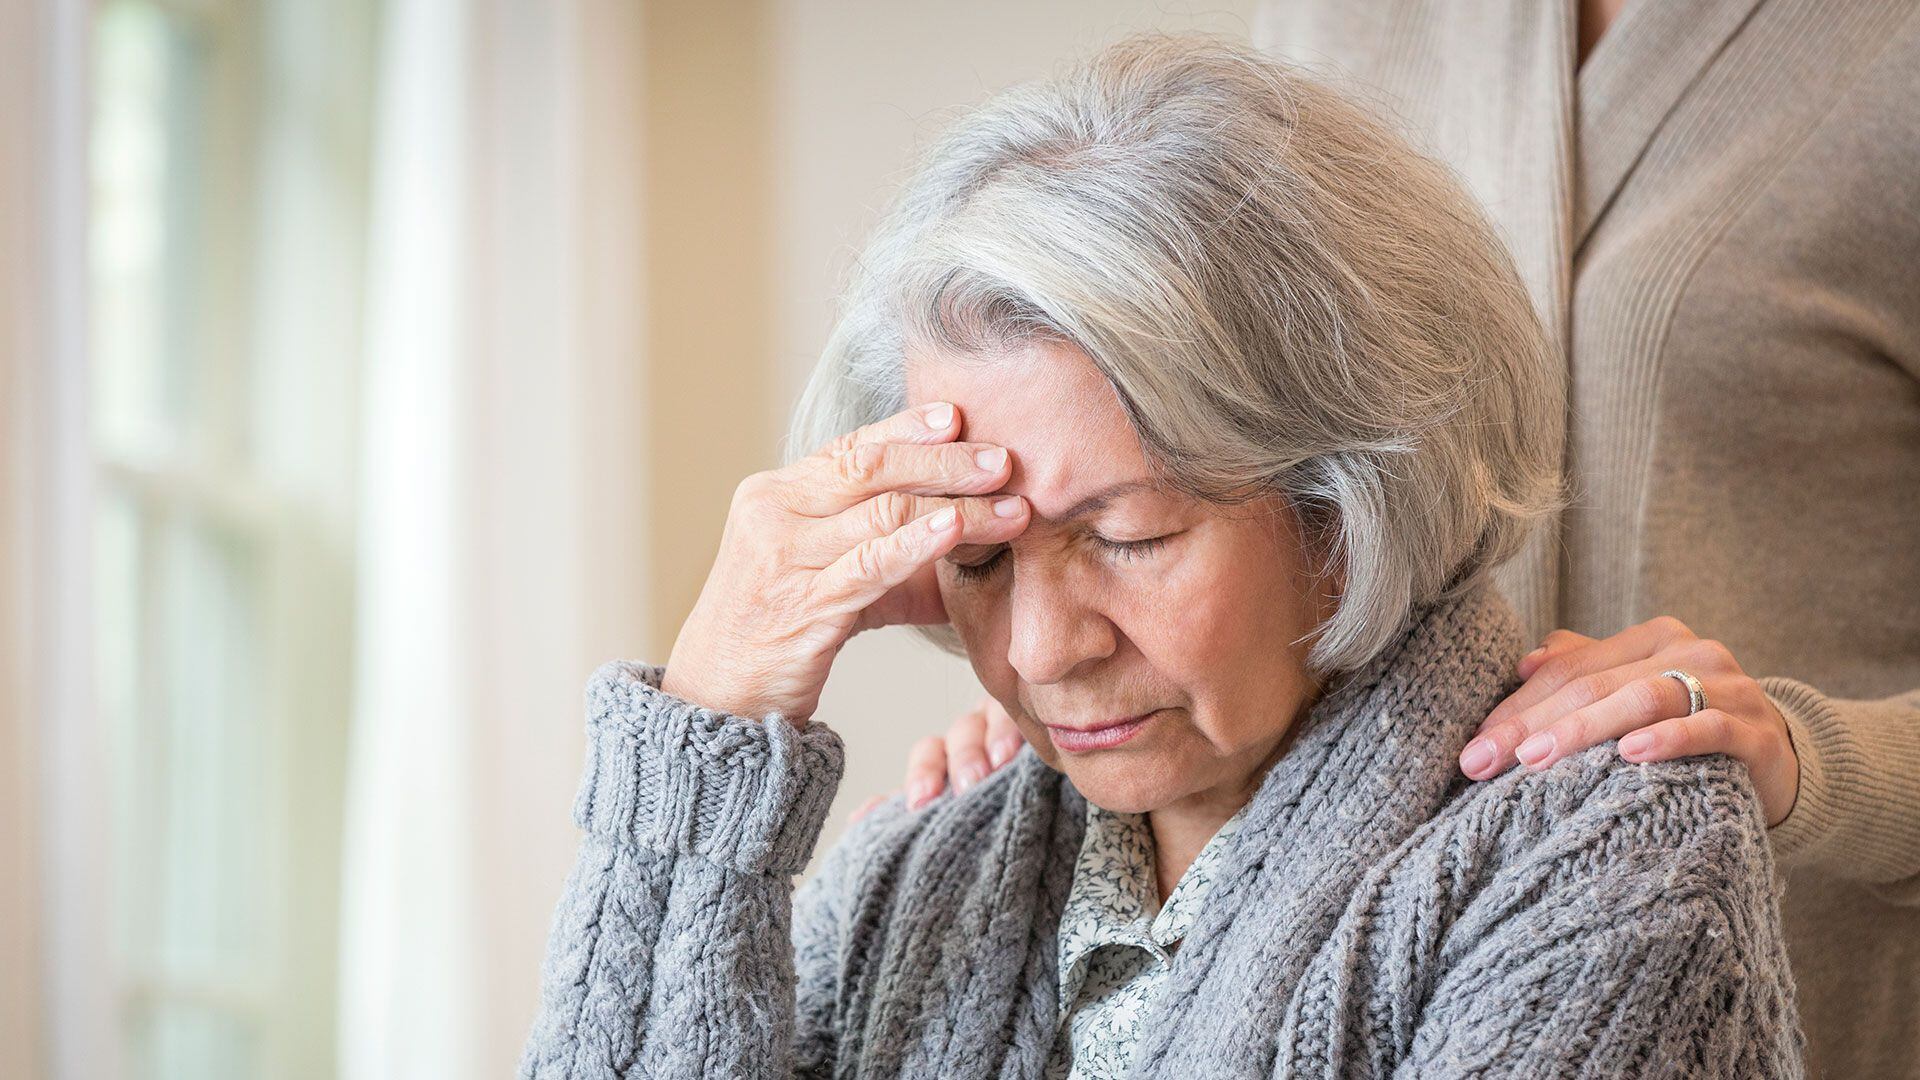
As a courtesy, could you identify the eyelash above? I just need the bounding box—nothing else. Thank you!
[948,534,1170,584]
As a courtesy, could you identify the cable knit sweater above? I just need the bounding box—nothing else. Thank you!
[517,584,1805,1078]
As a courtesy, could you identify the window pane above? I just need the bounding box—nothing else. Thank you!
[154,511,266,977]
[107,506,269,1080]
[91,0,215,457]
[128,997,259,1080]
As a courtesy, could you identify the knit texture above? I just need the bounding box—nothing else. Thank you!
[518,584,1805,1078]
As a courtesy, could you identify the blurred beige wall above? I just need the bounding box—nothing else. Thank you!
[643,0,776,659]
[644,1,1264,850]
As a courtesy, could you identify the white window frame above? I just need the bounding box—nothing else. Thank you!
[90,0,369,1075]
[5,1,370,1077]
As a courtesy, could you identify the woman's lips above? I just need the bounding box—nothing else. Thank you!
[1044,710,1161,753]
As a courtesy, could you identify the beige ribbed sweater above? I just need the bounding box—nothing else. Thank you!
[1252,1,1920,1076]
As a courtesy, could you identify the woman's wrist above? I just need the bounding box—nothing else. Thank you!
[1757,676,1844,868]
[581,660,845,875]
[660,662,806,728]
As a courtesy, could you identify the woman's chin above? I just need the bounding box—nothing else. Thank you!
[1049,752,1188,814]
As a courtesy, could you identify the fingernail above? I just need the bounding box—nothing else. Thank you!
[954,763,988,792]
[1619,731,1654,758]
[993,496,1023,518]
[989,735,1022,768]
[927,507,958,533]
[923,402,954,430]
[907,779,939,809]
[1516,732,1554,766]
[1459,740,1494,776]
[975,447,1007,472]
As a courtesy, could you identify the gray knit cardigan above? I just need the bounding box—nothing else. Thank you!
[517,584,1805,1078]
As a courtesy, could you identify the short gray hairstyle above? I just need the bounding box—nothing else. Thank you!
[787,31,1564,674]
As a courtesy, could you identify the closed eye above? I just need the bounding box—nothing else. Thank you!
[1091,534,1169,562]
[946,533,1173,584]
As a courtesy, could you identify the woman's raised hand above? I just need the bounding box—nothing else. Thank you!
[661,402,1029,726]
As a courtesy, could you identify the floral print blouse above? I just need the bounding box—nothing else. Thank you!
[1044,801,1249,1079]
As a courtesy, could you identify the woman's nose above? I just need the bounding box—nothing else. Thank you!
[1004,567,1116,686]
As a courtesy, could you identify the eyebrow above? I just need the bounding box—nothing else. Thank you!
[1027,479,1159,528]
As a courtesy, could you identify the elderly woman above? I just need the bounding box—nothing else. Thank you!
[518,33,1803,1079]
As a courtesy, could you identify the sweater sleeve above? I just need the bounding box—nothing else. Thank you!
[516,660,847,1080]
[1395,753,1806,1079]
[1761,676,1920,904]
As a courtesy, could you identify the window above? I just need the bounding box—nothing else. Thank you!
[89,1,373,1075]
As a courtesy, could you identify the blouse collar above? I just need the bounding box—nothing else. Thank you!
[1054,801,1250,1017]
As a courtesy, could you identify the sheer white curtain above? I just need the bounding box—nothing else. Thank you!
[338,1,648,1076]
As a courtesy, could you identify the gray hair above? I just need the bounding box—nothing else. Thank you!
[787,31,1564,674]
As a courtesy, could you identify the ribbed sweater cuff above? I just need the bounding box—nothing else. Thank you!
[570,659,846,877]
[1762,675,1920,886]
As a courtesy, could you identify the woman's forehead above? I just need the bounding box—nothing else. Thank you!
[905,341,1153,513]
